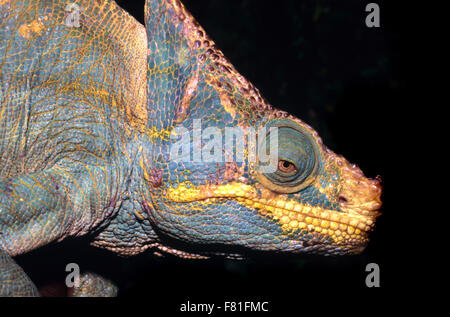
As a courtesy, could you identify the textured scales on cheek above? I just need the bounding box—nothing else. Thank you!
[18,16,47,39]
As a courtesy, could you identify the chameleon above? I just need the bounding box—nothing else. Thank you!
[0,0,382,296]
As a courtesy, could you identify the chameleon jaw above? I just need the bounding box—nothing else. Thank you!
[166,182,381,246]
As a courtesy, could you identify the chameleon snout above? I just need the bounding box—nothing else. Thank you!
[337,162,382,218]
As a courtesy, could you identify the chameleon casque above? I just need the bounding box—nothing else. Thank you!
[0,0,382,296]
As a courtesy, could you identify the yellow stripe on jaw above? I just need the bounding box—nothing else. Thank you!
[166,182,375,244]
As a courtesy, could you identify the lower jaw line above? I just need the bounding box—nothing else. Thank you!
[166,182,375,244]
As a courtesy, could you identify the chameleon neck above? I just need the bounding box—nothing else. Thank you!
[90,136,160,256]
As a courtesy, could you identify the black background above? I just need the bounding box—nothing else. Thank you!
[12,0,414,312]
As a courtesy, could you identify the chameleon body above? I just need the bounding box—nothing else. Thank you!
[0,0,382,296]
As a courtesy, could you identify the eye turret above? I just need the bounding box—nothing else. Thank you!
[257,119,320,194]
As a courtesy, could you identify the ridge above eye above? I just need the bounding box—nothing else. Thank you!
[257,119,320,194]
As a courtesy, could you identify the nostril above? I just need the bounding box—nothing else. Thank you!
[338,196,348,204]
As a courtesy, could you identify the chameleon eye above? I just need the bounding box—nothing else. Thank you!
[257,119,320,194]
[278,160,298,174]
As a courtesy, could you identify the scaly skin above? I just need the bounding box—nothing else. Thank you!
[0,0,382,296]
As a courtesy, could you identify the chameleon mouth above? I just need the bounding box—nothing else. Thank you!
[166,182,380,245]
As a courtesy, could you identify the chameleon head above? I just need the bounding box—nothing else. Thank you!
[142,110,382,256]
[141,0,382,256]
